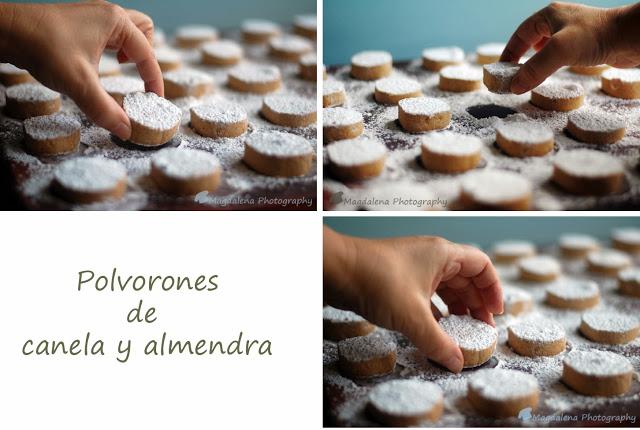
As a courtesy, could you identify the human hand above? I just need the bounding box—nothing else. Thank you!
[1,1,162,140]
[323,227,503,373]
[501,1,640,94]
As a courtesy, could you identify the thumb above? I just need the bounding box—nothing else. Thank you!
[403,294,464,373]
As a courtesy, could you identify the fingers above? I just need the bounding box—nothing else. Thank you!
[68,63,131,140]
[403,295,464,373]
[501,11,552,62]
[511,31,571,94]
[125,9,154,44]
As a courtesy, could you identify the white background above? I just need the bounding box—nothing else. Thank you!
[0,212,321,429]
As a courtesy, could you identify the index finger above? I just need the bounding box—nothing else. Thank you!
[501,10,552,63]
[115,20,164,96]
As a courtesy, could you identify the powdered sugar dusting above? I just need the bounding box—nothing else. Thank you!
[612,227,640,245]
[509,317,566,343]
[100,76,145,95]
[176,25,218,40]
[483,62,520,93]
[24,113,80,140]
[151,147,220,179]
[375,77,421,95]
[6,83,59,102]
[323,79,345,96]
[191,102,247,124]
[0,63,28,75]
[440,65,482,82]
[582,310,639,334]
[519,255,561,276]
[98,56,120,75]
[323,107,362,127]
[587,249,631,268]
[533,81,585,100]
[422,47,464,63]
[568,108,625,133]
[368,379,442,416]
[124,92,182,130]
[602,68,640,84]
[164,68,214,87]
[54,157,126,192]
[421,131,482,156]
[228,64,280,83]
[245,130,312,157]
[351,51,392,68]
[263,94,315,115]
[559,234,600,250]
[563,349,632,376]
[493,240,535,257]
[439,314,497,352]
[618,267,640,282]
[270,35,313,54]
[242,19,281,35]
[327,138,387,166]
[300,52,317,67]
[461,169,531,204]
[495,119,553,144]
[503,285,532,313]
[553,149,623,178]
[202,40,243,59]
[546,279,599,300]
[399,96,450,116]
[468,368,538,400]
[477,43,505,57]
[338,331,397,363]
[324,306,367,324]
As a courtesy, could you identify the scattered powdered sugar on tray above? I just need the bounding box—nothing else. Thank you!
[191,102,247,124]
[124,92,182,130]
[54,157,126,192]
[368,379,443,416]
[509,317,566,343]
[439,314,497,351]
[324,306,367,323]
[151,147,220,179]
[533,81,584,100]
[24,113,80,140]
[351,51,392,68]
[323,107,362,127]
[338,331,397,363]
[6,83,59,102]
[399,96,450,116]
[421,131,482,156]
[375,77,421,95]
[245,130,312,157]
[468,368,538,400]
[327,138,386,166]
[563,349,632,376]
[581,310,639,333]
[553,149,622,178]
[263,94,315,115]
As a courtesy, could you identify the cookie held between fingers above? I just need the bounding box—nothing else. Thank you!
[374,77,422,105]
[562,349,633,396]
[337,331,397,379]
[23,113,81,156]
[483,62,521,94]
[545,279,600,310]
[163,69,214,99]
[123,92,182,146]
[467,369,540,418]
[350,51,392,81]
[579,310,640,345]
[243,131,314,177]
[261,94,316,127]
[5,83,61,120]
[227,64,281,94]
[420,132,482,173]
[150,148,222,196]
[439,314,497,368]
[495,120,554,157]
[367,380,444,426]
[0,63,34,86]
[190,102,248,138]
[552,149,624,196]
[421,46,465,71]
[323,79,346,107]
[51,157,127,204]
[601,68,640,99]
[508,318,566,357]
[398,97,451,133]
[459,170,532,210]
[323,306,375,341]
[323,107,364,144]
[326,138,387,181]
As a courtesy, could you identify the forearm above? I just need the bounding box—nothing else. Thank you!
[323,226,362,310]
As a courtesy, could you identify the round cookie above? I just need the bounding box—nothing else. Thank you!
[483,62,521,94]
[23,113,81,156]
[123,92,182,146]
[566,109,626,144]
[323,306,375,341]
[163,69,214,99]
[420,132,482,173]
[350,51,392,81]
[153,28,166,47]
[601,68,640,99]
[559,234,600,259]
[518,255,561,282]
[100,75,145,105]
[227,64,281,94]
[562,349,633,396]
[611,227,640,254]
[569,64,609,76]
[531,82,585,111]
[201,40,243,66]
[261,94,316,127]
[422,46,465,71]
[580,310,640,344]
[374,77,422,105]
[299,52,317,81]
[398,97,451,133]
[552,149,624,196]
[0,63,34,86]
[587,249,631,276]
[326,138,387,181]
[459,170,532,211]
[243,130,314,177]
[337,331,397,379]
[618,268,640,297]
[502,285,533,316]
[4,83,60,120]
[155,47,182,72]
[439,314,497,368]
[367,379,444,426]
[98,56,120,77]
[323,107,364,144]
[467,368,540,418]
[439,65,483,92]
[52,157,127,204]
[476,43,505,65]
[508,318,566,356]
[293,14,316,40]
[545,279,600,310]
[190,102,248,138]
[269,35,313,62]
[492,240,535,264]
[175,25,218,48]
[495,120,554,157]
[150,148,221,196]
[323,79,346,107]
[241,19,281,44]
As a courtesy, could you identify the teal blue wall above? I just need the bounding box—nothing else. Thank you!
[323,0,628,65]
[6,0,315,32]
[324,217,640,249]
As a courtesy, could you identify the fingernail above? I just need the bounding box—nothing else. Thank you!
[114,122,131,141]
[444,354,463,373]
[511,75,527,95]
